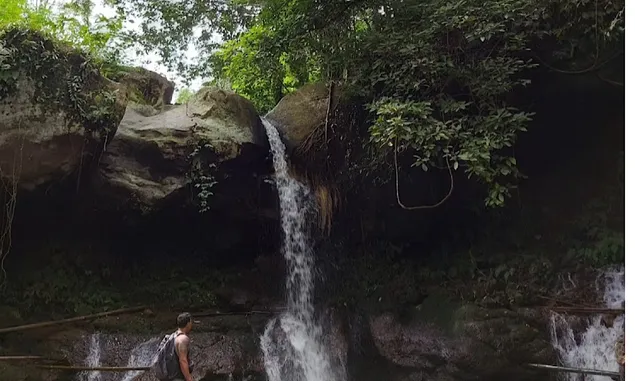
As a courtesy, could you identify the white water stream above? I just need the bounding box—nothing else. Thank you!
[550,266,625,381]
[259,118,343,381]
[79,333,103,381]
[77,335,160,381]
[119,337,161,381]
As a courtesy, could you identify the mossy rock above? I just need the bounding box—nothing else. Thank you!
[0,28,127,133]
[109,66,175,108]
[0,28,126,189]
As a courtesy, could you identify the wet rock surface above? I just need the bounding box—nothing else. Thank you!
[0,300,558,381]
[367,302,556,381]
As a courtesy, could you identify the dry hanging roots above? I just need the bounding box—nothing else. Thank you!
[0,129,24,287]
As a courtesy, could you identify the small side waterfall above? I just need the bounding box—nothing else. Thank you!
[260,118,343,381]
[550,266,625,380]
[79,333,102,381]
[120,337,161,381]
[77,334,160,381]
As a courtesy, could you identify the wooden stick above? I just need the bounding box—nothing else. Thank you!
[549,307,625,315]
[192,309,283,318]
[0,306,147,335]
[527,363,620,377]
[37,365,150,372]
[324,81,335,141]
[536,295,593,308]
[0,356,45,361]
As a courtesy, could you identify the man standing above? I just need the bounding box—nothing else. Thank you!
[174,312,195,381]
[151,312,195,381]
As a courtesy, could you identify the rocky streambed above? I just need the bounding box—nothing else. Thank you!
[0,298,557,381]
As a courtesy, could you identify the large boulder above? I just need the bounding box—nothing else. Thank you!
[265,83,341,150]
[97,86,270,212]
[0,28,127,189]
[367,300,556,381]
[110,66,175,109]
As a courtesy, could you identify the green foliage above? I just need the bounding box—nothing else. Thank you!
[568,228,624,267]
[211,24,319,113]
[333,243,439,310]
[187,142,219,213]
[0,0,128,64]
[112,0,624,207]
[1,251,228,317]
[2,256,122,315]
[441,251,556,307]
[176,87,194,104]
[332,240,561,310]
[564,174,624,267]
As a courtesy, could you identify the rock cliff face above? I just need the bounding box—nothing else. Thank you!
[1,29,272,218]
[0,28,127,190]
[96,87,270,212]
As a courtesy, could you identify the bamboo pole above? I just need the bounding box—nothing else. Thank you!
[37,365,150,372]
[536,295,594,308]
[0,356,45,361]
[549,307,625,315]
[191,309,281,318]
[0,306,147,335]
[527,363,620,377]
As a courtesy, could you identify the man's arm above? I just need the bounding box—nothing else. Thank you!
[175,335,193,381]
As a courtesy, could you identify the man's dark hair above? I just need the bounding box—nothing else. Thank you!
[177,312,192,328]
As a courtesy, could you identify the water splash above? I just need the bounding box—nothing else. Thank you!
[119,337,161,381]
[77,334,161,381]
[78,333,102,381]
[260,118,342,381]
[550,266,625,381]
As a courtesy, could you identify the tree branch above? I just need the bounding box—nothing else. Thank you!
[394,142,454,210]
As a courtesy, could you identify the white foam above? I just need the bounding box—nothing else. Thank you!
[550,266,625,381]
[260,119,343,381]
[78,333,102,381]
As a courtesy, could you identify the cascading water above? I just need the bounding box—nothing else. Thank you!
[260,118,343,381]
[79,333,102,381]
[77,334,161,381]
[119,337,161,381]
[550,266,625,381]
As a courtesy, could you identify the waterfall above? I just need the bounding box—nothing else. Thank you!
[79,333,102,381]
[119,337,161,381]
[260,118,342,381]
[549,266,625,381]
[77,334,160,381]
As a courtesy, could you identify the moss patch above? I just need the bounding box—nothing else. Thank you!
[0,28,125,135]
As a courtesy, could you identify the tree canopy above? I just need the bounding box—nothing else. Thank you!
[0,0,128,62]
[2,0,625,207]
